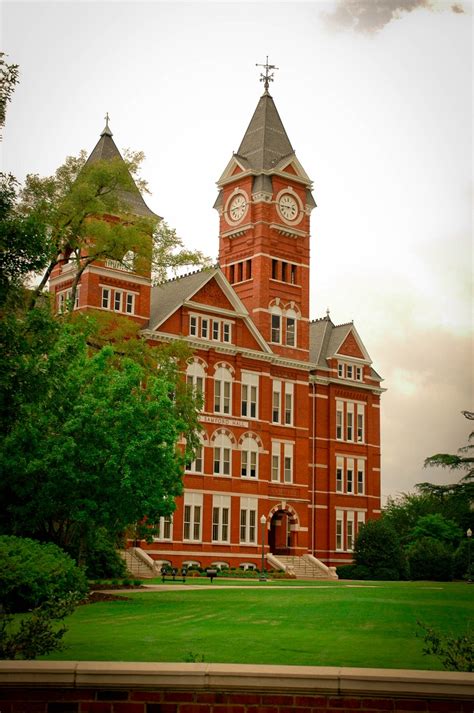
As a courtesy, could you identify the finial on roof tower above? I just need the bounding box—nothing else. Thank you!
[326,307,330,319]
[256,56,278,94]
[101,112,113,137]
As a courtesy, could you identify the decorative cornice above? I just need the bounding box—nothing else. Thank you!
[269,223,307,238]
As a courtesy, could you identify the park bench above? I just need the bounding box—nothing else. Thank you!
[161,566,187,583]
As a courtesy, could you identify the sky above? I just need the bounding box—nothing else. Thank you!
[1,0,472,503]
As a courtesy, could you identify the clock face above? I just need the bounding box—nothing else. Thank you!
[278,193,299,222]
[228,194,247,223]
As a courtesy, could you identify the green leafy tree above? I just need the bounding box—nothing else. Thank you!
[353,519,407,580]
[409,513,462,548]
[0,306,201,559]
[418,621,474,672]
[0,52,19,137]
[407,537,453,581]
[20,152,208,309]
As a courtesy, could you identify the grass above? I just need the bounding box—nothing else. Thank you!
[42,580,472,669]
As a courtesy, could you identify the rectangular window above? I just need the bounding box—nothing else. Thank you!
[336,456,344,493]
[241,450,257,478]
[246,259,252,279]
[346,365,354,380]
[222,322,231,343]
[183,494,203,542]
[271,314,281,343]
[286,317,296,347]
[336,510,344,551]
[272,259,278,279]
[185,445,203,473]
[125,293,134,314]
[281,262,287,282]
[156,514,172,541]
[336,401,344,440]
[271,442,280,482]
[213,447,230,475]
[212,321,220,340]
[102,288,110,309]
[238,262,243,282]
[201,318,208,339]
[74,288,80,309]
[347,513,355,551]
[284,383,294,425]
[240,498,257,544]
[357,511,366,528]
[338,363,344,378]
[229,264,235,284]
[272,381,281,423]
[357,404,365,443]
[290,264,297,284]
[114,291,122,311]
[357,460,365,495]
[347,403,354,441]
[189,315,198,336]
[214,381,221,412]
[241,373,258,419]
[284,443,293,483]
[212,496,230,543]
[347,459,354,494]
[223,380,231,414]
[356,366,363,381]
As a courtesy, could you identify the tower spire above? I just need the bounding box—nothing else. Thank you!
[101,112,113,137]
[255,56,278,94]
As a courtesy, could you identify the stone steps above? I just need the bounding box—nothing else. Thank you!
[119,549,157,579]
[274,554,334,580]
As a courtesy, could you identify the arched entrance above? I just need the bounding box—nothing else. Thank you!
[268,509,298,555]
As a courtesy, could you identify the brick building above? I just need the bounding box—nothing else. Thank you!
[48,87,383,574]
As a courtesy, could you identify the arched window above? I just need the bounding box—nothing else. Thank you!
[213,432,232,476]
[285,308,297,347]
[240,436,259,479]
[186,361,205,398]
[214,365,232,414]
[270,304,282,344]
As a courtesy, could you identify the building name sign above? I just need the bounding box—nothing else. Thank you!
[201,415,249,429]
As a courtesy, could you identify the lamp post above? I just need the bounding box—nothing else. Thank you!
[467,528,472,584]
[259,515,267,582]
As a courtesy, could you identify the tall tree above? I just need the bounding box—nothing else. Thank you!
[0,53,19,138]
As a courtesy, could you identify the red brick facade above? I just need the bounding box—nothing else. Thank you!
[48,92,384,571]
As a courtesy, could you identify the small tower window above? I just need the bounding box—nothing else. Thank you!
[272,259,278,280]
[246,259,252,279]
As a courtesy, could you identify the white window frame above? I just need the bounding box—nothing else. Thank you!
[201,318,209,339]
[346,458,354,494]
[212,320,220,341]
[241,372,258,419]
[347,512,355,551]
[113,290,123,312]
[272,380,281,423]
[270,306,282,344]
[155,514,173,541]
[336,510,344,551]
[337,363,344,378]
[336,400,344,440]
[214,366,232,415]
[186,361,205,400]
[284,383,294,425]
[286,309,297,347]
[240,497,257,544]
[183,493,202,542]
[241,437,258,479]
[346,364,354,380]
[346,402,354,442]
[271,441,281,482]
[125,292,134,314]
[336,456,344,493]
[222,322,232,343]
[189,314,198,337]
[356,366,363,381]
[102,287,110,310]
[283,443,293,484]
[185,442,203,474]
[357,459,365,495]
[213,432,232,477]
[212,495,230,543]
[357,403,365,443]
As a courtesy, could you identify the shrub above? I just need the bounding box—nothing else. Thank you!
[0,536,88,613]
[84,530,127,580]
[407,537,453,581]
[336,564,370,580]
[453,540,471,579]
[418,621,474,672]
[354,519,407,579]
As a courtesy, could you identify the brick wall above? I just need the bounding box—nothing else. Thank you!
[0,663,472,713]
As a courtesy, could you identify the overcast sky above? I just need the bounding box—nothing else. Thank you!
[2,0,472,502]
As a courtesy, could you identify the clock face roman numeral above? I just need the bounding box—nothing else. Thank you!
[229,194,246,222]
[279,194,298,221]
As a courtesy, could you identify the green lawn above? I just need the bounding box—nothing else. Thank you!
[42,581,473,669]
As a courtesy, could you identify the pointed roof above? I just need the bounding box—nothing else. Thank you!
[84,118,158,219]
[234,92,295,172]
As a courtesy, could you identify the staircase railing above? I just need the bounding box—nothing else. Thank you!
[304,554,338,579]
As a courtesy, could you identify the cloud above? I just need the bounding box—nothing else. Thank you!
[323,0,465,34]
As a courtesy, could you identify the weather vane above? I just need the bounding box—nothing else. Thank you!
[256,56,279,93]
[104,112,110,129]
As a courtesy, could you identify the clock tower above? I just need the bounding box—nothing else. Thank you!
[214,63,316,357]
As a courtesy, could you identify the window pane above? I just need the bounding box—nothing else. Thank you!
[286,318,295,346]
[271,314,281,342]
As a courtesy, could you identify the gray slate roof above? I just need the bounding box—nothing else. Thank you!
[84,124,158,219]
[310,316,381,382]
[235,93,295,172]
[150,269,216,331]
